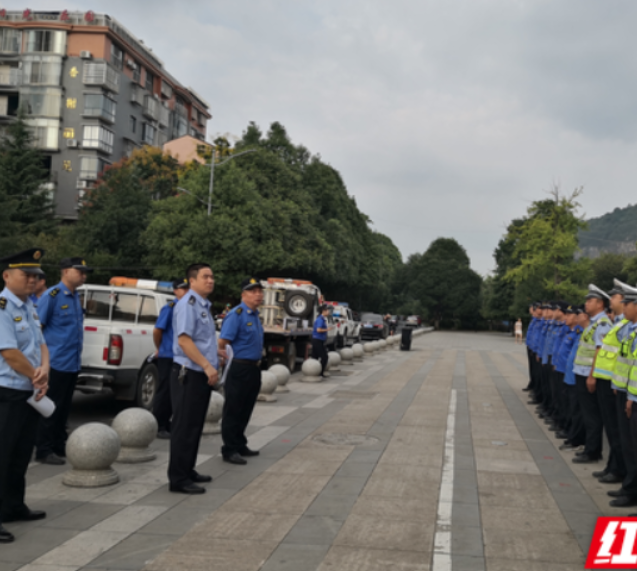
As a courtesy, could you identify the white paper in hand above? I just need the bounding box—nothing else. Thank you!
[219,345,234,388]
[27,390,56,418]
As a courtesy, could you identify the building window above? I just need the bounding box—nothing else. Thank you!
[173,116,188,139]
[0,29,22,54]
[79,155,109,180]
[26,118,60,150]
[133,64,141,84]
[20,87,62,117]
[130,115,137,133]
[82,125,114,154]
[145,70,154,93]
[141,123,155,145]
[22,55,62,85]
[83,93,116,123]
[123,139,137,158]
[25,30,66,54]
[83,62,119,93]
[110,43,124,70]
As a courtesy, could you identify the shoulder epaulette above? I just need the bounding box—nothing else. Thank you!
[49,288,60,297]
[168,301,175,308]
[188,296,196,306]
[236,307,243,315]
[0,297,5,310]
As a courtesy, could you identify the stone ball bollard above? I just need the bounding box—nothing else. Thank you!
[301,358,323,382]
[112,408,157,464]
[269,364,291,393]
[258,371,278,402]
[63,423,120,488]
[203,391,224,434]
[352,343,365,360]
[340,347,354,365]
[379,339,387,351]
[327,351,341,372]
[364,343,374,354]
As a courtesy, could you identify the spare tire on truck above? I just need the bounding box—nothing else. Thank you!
[283,291,314,319]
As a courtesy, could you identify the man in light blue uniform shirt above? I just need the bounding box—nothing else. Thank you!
[34,257,90,465]
[0,248,50,543]
[168,263,218,495]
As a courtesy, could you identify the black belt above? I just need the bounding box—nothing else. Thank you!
[233,358,262,367]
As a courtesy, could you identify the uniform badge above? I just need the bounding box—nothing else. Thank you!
[50,288,60,297]
[0,298,6,310]
[61,304,69,310]
[14,316,22,322]
[33,250,42,260]
[236,307,243,315]
[201,311,207,318]
[188,297,196,306]
[247,322,253,326]
[33,313,39,320]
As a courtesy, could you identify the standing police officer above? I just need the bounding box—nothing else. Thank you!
[34,257,90,465]
[153,278,189,439]
[312,304,330,377]
[0,248,50,543]
[168,264,217,494]
[218,278,264,465]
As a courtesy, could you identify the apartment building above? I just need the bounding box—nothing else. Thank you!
[0,9,211,219]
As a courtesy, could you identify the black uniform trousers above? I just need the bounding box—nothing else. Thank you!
[566,383,586,446]
[576,373,604,459]
[616,391,637,496]
[526,348,535,389]
[221,361,261,458]
[531,354,543,401]
[597,379,626,477]
[153,357,173,432]
[541,362,553,410]
[551,371,565,426]
[168,366,211,487]
[630,402,637,488]
[0,386,39,521]
[35,369,78,459]
[311,338,328,375]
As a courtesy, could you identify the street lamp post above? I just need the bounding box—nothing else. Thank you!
[204,148,257,215]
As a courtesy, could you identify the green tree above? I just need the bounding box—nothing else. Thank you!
[589,252,628,291]
[0,110,54,252]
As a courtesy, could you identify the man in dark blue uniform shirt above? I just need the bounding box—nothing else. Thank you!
[34,257,91,465]
[29,272,47,307]
[153,278,189,439]
[218,278,264,465]
[312,305,330,377]
[168,263,218,494]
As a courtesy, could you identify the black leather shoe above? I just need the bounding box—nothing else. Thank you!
[555,431,569,440]
[38,453,65,466]
[572,454,601,464]
[0,525,14,543]
[559,442,576,451]
[169,483,206,494]
[593,469,609,478]
[157,430,171,440]
[191,473,212,483]
[547,425,559,432]
[599,473,625,484]
[239,447,260,457]
[522,387,531,392]
[575,450,587,457]
[223,453,247,465]
[608,489,627,498]
[2,509,46,522]
[610,496,637,508]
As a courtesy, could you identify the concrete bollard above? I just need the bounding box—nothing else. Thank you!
[63,423,120,487]
[112,408,157,463]
[340,347,354,365]
[352,343,364,360]
[364,343,374,355]
[203,391,224,434]
[378,339,387,351]
[258,371,278,402]
[301,358,323,382]
[269,364,291,393]
[327,351,341,372]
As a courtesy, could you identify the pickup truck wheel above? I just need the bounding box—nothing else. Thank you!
[136,363,158,410]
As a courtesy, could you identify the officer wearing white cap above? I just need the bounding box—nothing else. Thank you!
[34,257,92,465]
[0,248,50,543]
[218,278,264,465]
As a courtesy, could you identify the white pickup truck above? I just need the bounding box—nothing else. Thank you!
[328,302,361,348]
[77,282,172,409]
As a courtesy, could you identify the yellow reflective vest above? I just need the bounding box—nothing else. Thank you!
[574,316,612,369]
[594,319,630,381]
[612,330,637,390]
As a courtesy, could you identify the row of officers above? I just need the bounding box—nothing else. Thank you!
[525,280,637,515]
[0,248,335,543]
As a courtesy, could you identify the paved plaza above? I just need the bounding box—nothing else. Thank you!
[0,331,620,571]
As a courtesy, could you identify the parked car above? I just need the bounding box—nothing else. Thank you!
[328,302,361,347]
[405,315,419,327]
[360,312,389,340]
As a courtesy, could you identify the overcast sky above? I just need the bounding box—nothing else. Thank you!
[25,0,637,274]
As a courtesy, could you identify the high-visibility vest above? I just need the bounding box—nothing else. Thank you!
[613,330,637,390]
[574,316,612,369]
[593,319,630,380]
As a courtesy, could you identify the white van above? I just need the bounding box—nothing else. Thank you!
[77,284,172,409]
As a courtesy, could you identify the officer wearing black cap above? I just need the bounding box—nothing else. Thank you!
[0,248,50,543]
[168,263,217,494]
[312,304,330,377]
[29,271,47,306]
[152,278,189,439]
[218,278,264,465]
[34,257,92,465]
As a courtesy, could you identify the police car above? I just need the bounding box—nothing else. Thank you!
[76,278,173,409]
[326,302,361,348]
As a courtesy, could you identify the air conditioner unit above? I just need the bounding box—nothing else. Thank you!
[80,50,92,59]
[126,59,137,70]
[153,93,160,100]
[76,180,90,189]
[66,139,78,148]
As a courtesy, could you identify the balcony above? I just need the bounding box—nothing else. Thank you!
[158,104,171,127]
[0,68,21,87]
[142,95,158,121]
[82,62,119,93]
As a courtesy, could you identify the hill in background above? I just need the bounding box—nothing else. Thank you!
[578,203,637,258]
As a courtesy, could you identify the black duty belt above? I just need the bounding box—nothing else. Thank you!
[233,358,262,367]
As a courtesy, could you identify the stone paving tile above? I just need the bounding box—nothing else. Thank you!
[350,496,437,522]
[317,546,431,571]
[486,558,585,571]
[0,528,81,564]
[41,502,124,531]
[259,544,330,571]
[480,505,570,533]
[281,514,344,546]
[84,533,174,570]
[483,528,585,564]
